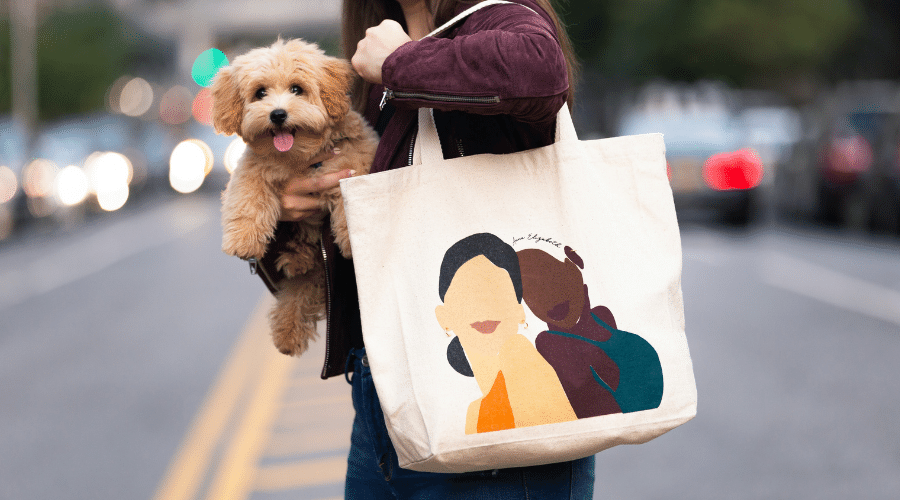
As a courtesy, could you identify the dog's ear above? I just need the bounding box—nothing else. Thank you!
[210,65,244,136]
[320,58,354,120]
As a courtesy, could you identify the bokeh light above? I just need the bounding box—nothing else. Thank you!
[170,139,213,193]
[97,185,129,212]
[192,88,214,125]
[192,48,229,87]
[827,135,873,173]
[107,75,130,113]
[160,86,194,125]
[85,152,133,192]
[119,77,154,117]
[85,152,133,211]
[703,148,764,191]
[55,165,90,206]
[22,159,59,198]
[0,166,18,204]
[223,137,247,174]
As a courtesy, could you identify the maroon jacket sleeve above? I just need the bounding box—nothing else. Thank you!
[380,1,568,124]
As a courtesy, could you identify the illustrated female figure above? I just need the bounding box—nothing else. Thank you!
[518,246,664,416]
[435,233,577,434]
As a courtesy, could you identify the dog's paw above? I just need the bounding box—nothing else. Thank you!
[271,318,317,357]
[273,334,303,356]
[275,248,318,278]
[222,226,268,260]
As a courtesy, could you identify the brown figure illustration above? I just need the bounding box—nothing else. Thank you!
[518,246,663,417]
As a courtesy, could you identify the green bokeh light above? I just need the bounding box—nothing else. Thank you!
[191,48,229,87]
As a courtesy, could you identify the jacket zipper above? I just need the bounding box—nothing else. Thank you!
[380,88,500,110]
[319,237,333,379]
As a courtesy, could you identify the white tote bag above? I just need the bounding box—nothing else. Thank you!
[339,1,696,474]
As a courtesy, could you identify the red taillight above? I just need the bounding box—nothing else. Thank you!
[826,135,872,174]
[703,148,763,190]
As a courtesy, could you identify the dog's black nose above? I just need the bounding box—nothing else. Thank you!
[270,109,288,125]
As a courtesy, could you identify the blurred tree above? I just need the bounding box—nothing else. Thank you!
[560,0,864,89]
[1,5,139,121]
[832,0,900,80]
[0,17,10,114]
[35,6,138,121]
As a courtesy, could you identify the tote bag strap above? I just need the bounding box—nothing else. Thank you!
[414,105,578,165]
[413,1,578,165]
[425,0,529,38]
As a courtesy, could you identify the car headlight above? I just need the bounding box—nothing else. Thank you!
[169,139,213,194]
[85,152,133,211]
[55,165,90,207]
[22,159,59,199]
[0,165,17,204]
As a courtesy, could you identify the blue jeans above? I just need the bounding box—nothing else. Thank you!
[345,348,595,499]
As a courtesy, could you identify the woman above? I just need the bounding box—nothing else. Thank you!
[261,0,591,496]
[518,247,664,417]
[435,233,576,434]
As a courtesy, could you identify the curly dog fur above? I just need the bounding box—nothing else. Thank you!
[212,39,377,356]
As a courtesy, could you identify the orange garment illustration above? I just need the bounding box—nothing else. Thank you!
[477,371,516,433]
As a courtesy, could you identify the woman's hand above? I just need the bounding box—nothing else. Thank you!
[279,149,353,222]
[351,20,413,84]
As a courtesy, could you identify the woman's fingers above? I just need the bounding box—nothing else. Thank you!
[306,148,338,167]
[284,168,355,195]
[280,169,356,222]
[280,206,321,222]
[352,19,412,84]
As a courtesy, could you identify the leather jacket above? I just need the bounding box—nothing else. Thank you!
[255,0,570,378]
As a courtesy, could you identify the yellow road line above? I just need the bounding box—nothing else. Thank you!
[203,324,295,500]
[151,294,354,500]
[150,294,275,500]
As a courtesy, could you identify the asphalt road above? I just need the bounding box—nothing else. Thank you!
[0,191,898,500]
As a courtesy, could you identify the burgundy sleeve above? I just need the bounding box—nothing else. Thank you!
[380,3,569,124]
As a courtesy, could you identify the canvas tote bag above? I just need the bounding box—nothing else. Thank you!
[339,0,696,473]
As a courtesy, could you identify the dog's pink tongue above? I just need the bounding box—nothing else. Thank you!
[273,132,294,152]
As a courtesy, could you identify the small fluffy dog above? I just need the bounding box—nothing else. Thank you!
[212,39,377,356]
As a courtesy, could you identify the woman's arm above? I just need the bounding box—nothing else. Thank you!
[380,3,568,124]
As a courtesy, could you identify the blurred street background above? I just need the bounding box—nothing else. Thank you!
[1,0,899,499]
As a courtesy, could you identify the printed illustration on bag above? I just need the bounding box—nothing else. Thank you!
[437,233,664,434]
[435,233,578,434]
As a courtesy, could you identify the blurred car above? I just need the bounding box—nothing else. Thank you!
[30,114,134,216]
[810,82,900,234]
[737,106,801,189]
[619,101,764,224]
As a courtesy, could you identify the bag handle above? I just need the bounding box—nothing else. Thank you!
[414,105,578,165]
[413,0,578,165]
[425,0,525,38]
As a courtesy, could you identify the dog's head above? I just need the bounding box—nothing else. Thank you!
[210,39,354,157]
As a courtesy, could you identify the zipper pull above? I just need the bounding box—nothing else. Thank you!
[379,88,394,110]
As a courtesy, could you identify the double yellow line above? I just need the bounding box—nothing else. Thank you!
[150,295,350,500]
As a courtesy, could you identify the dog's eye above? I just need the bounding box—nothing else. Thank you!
[254,88,267,100]
[290,85,303,96]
